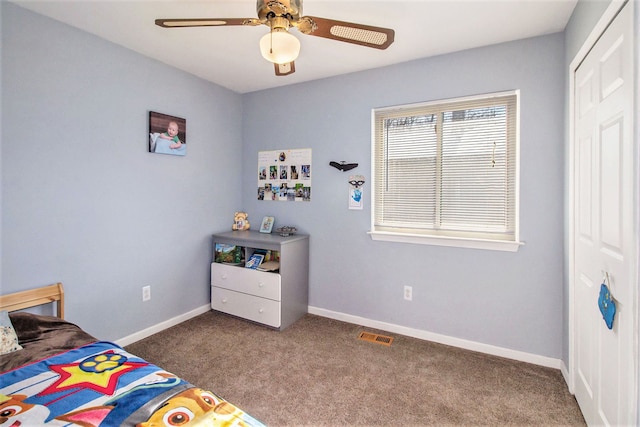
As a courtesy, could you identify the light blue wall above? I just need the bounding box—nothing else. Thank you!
[1,1,576,360]
[565,0,612,61]
[1,3,243,340]
[242,34,566,358]
[0,1,3,287]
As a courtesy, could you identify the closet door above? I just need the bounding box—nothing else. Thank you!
[572,1,636,425]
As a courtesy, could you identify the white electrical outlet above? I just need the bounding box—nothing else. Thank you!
[142,285,151,302]
[404,285,412,301]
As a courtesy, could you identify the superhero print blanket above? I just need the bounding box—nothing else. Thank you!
[0,341,265,426]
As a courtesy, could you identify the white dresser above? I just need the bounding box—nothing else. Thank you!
[210,230,309,330]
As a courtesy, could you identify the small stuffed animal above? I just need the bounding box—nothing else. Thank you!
[232,212,251,231]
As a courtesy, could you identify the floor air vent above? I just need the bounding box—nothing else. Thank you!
[358,331,394,346]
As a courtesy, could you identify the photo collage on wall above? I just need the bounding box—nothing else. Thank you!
[258,149,311,202]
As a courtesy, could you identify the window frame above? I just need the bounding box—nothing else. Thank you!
[369,90,523,252]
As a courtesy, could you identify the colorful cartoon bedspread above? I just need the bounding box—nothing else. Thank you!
[0,341,265,426]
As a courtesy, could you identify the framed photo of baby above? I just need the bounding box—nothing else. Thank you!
[148,111,187,156]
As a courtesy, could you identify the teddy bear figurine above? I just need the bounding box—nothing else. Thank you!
[232,212,251,231]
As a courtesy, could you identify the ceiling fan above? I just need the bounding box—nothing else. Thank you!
[155,0,395,76]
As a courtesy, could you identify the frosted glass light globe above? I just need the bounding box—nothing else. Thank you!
[259,30,300,64]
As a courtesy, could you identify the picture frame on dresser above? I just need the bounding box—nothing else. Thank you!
[260,216,274,233]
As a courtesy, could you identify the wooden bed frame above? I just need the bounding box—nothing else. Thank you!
[0,282,64,319]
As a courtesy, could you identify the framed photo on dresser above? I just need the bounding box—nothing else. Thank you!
[260,216,275,233]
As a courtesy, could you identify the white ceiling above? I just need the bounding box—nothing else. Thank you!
[11,0,578,94]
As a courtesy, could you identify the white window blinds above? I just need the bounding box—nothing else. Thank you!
[372,91,519,243]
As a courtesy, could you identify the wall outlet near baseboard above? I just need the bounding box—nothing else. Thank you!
[142,285,151,302]
[404,285,412,301]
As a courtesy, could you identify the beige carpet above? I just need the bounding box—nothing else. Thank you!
[125,311,586,426]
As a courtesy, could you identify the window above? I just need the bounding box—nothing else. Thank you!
[370,91,521,251]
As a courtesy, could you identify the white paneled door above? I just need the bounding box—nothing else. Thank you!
[572,1,636,425]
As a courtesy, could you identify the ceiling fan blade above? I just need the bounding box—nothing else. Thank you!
[275,62,296,76]
[155,18,260,28]
[300,16,394,50]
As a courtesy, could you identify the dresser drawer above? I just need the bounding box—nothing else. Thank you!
[211,286,281,328]
[211,263,281,301]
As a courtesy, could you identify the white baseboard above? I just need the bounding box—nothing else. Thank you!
[309,306,562,369]
[115,304,562,370]
[115,304,211,347]
[560,360,574,393]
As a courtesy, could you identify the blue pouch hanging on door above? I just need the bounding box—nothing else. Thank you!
[598,282,616,330]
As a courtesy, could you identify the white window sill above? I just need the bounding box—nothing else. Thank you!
[367,230,524,252]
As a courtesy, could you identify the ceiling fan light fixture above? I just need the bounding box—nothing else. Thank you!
[259,28,300,64]
[156,0,396,77]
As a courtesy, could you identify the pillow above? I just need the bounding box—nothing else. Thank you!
[0,310,23,355]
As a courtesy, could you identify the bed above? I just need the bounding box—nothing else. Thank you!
[0,283,265,426]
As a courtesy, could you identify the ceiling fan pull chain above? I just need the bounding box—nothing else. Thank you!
[269,21,274,54]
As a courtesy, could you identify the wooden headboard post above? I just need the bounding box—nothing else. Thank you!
[0,282,65,319]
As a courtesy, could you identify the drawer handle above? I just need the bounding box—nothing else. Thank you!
[221,274,228,280]
[258,282,264,288]
[259,308,264,314]
[222,298,228,304]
